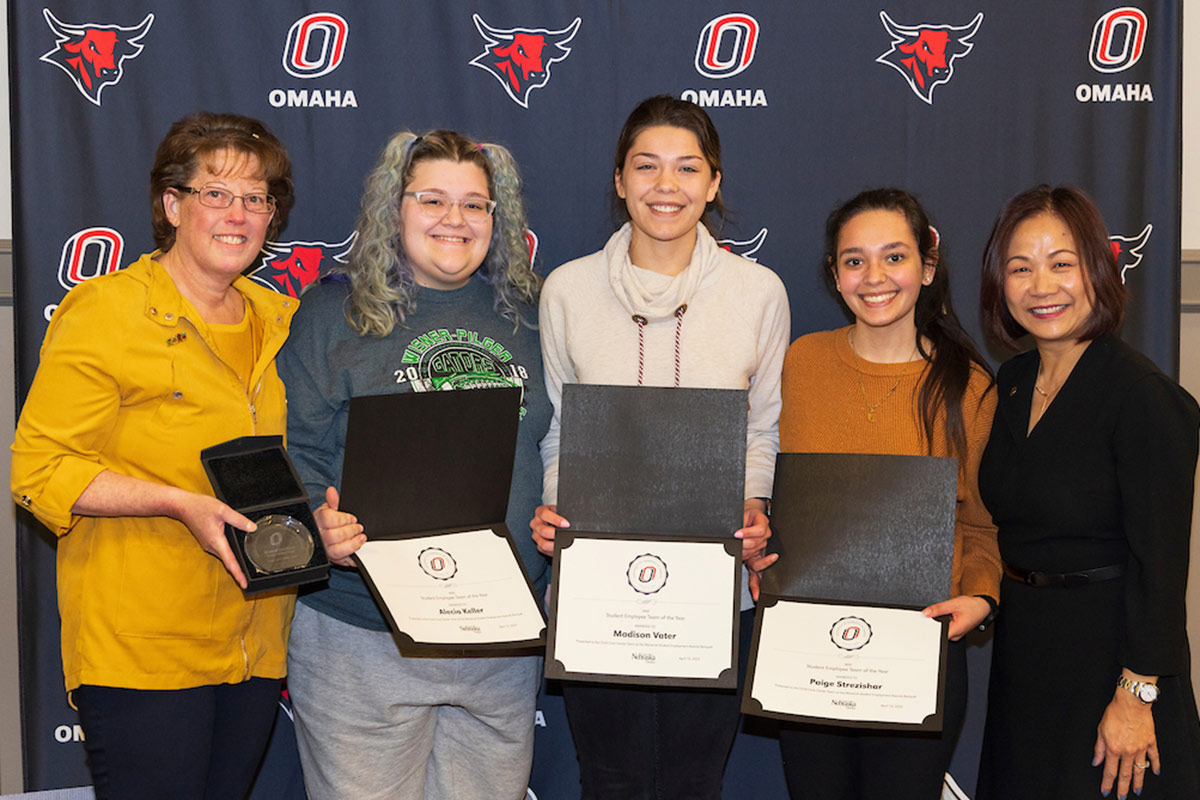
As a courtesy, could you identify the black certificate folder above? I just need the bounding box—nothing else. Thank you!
[556,384,748,536]
[760,453,957,607]
[547,385,748,689]
[744,453,957,731]
[339,387,547,653]
[341,388,519,536]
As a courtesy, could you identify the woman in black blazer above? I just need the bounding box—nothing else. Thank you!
[976,184,1200,800]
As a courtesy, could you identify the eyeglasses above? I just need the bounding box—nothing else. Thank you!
[403,191,496,222]
[174,185,276,215]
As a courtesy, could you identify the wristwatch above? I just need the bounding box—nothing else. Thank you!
[1117,675,1159,704]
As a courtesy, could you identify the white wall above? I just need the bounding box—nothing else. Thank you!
[1179,1,1200,700]
[0,0,20,790]
[0,0,9,241]
[1184,0,1200,250]
[0,0,18,788]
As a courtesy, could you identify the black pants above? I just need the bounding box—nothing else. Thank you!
[562,608,754,800]
[778,639,968,800]
[74,677,281,800]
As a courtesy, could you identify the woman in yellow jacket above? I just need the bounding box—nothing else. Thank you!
[11,112,317,800]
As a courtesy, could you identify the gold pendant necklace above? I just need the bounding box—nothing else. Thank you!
[1033,363,1059,417]
[849,329,914,423]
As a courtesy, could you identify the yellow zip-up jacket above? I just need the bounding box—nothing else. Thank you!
[12,253,298,692]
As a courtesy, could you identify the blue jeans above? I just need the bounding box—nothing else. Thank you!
[74,678,281,800]
[561,608,754,800]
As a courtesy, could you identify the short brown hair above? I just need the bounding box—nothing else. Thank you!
[980,184,1125,350]
[149,112,293,251]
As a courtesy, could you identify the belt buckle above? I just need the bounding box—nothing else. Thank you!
[1024,570,1046,586]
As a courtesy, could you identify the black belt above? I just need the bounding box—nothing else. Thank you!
[1003,562,1126,588]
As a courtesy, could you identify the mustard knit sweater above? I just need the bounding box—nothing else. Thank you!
[779,326,1001,600]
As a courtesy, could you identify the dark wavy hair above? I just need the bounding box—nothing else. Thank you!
[150,112,293,252]
[823,188,994,461]
[980,184,1125,350]
[611,94,726,233]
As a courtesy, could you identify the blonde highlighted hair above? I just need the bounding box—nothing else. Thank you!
[339,129,539,336]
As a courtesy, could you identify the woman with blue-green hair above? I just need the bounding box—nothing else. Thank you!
[277,128,550,800]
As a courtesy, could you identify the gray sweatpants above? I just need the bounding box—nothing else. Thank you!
[287,603,541,800]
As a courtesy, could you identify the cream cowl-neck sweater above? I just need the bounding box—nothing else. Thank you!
[538,223,789,605]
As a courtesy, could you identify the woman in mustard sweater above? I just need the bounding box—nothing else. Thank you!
[768,188,1000,799]
[12,113,300,800]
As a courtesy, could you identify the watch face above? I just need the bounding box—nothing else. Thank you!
[1138,684,1159,703]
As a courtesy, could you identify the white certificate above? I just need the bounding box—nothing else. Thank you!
[356,528,545,648]
[547,536,739,687]
[746,599,945,730]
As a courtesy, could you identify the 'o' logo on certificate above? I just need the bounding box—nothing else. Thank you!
[830,616,872,651]
[418,547,458,580]
[626,554,668,595]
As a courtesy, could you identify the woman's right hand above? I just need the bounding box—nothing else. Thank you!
[315,486,366,567]
[172,491,259,589]
[922,595,992,641]
[531,504,569,557]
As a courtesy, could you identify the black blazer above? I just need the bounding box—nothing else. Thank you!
[980,335,1200,676]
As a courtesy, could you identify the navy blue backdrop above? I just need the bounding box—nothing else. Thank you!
[10,2,1181,796]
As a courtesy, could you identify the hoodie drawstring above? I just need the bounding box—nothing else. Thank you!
[633,304,688,387]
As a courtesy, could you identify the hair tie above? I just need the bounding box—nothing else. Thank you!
[403,135,423,156]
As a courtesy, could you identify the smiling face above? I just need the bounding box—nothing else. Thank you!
[615,125,720,270]
[1003,212,1095,347]
[161,148,273,283]
[400,158,493,291]
[833,208,933,335]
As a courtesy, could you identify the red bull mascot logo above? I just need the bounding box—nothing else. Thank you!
[40,9,153,106]
[1110,224,1152,284]
[876,11,982,105]
[249,232,357,298]
[718,228,768,263]
[470,14,581,108]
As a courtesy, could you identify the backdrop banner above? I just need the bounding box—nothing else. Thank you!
[10,1,1180,795]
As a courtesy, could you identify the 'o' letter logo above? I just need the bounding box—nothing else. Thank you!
[626,554,668,595]
[695,13,759,79]
[830,616,872,651]
[1089,7,1146,73]
[418,547,458,581]
[58,228,124,290]
[283,12,349,79]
